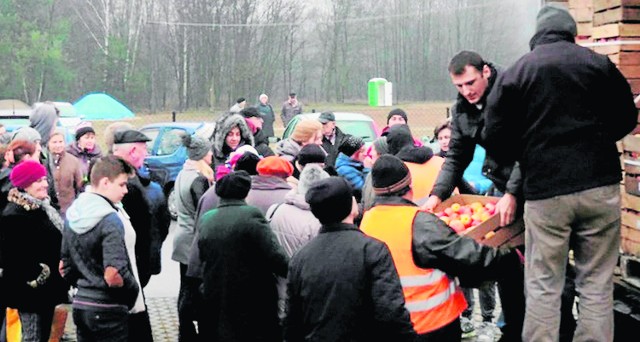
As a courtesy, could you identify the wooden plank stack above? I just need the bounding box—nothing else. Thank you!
[570,0,595,43]
[573,0,640,288]
[590,0,640,99]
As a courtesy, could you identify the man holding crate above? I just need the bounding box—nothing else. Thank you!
[422,50,522,341]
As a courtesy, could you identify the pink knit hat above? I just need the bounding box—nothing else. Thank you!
[10,160,47,189]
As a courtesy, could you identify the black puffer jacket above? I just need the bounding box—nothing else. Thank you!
[285,222,416,341]
[431,63,521,201]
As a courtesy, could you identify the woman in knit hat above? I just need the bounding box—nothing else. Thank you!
[0,160,69,342]
[66,122,103,183]
[171,134,214,341]
[275,118,323,162]
[48,130,84,217]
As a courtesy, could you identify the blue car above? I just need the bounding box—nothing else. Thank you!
[140,121,215,219]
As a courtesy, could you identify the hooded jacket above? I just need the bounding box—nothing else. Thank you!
[431,63,522,202]
[60,192,140,309]
[211,113,254,172]
[482,6,637,200]
[275,138,302,162]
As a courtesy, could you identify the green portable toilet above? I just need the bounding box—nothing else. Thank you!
[368,78,393,106]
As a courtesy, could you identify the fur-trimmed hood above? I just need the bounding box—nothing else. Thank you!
[211,113,254,159]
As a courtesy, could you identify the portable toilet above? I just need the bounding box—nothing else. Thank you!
[368,78,393,106]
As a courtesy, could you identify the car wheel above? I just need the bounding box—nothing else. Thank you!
[168,187,178,221]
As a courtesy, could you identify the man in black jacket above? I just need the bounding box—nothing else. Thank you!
[240,107,275,158]
[319,111,348,167]
[285,176,417,341]
[482,5,637,341]
[112,129,158,342]
[422,51,521,339]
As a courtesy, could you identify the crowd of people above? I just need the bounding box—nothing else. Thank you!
[0,4,636,342]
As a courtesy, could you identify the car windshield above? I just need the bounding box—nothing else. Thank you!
[335,120,376,142]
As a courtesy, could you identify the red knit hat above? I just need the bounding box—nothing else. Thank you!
[256,156,294,178]
[10,160,47,189]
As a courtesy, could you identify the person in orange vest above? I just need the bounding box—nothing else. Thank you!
[385,124,446,203]
[360,155,525,342]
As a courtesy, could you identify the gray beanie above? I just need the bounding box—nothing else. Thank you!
[297,164,330,196]
[30,103,58,145]
[182,134,210,160]
[11,126,42,144]
[536,4,577,37]
[372,137,389,155]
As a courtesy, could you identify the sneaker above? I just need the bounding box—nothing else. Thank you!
[460,316,476,338]
[476,321,497,342]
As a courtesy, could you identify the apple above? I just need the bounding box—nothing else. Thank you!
[459,214,472,228]
[451,203,461,213]
[449,219,466,233]
[444,207,454,216]
[440,216,451,225]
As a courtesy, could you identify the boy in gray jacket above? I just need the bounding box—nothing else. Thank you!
[60,156,143,342]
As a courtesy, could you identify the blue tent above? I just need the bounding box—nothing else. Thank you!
[73,93,135,120]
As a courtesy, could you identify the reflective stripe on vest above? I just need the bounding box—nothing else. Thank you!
[361,205,467,334]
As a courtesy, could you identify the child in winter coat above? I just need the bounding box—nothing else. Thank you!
[335,135,371,201]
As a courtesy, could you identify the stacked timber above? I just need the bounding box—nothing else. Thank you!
[569,0,595,43]
[582,0,640,288]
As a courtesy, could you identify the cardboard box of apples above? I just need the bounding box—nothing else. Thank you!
[433,194,524,248]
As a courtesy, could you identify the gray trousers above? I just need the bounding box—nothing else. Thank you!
[523,184,620,342]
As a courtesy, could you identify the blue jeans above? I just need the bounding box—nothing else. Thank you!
[523,184,619,341]
[73,305,129,342]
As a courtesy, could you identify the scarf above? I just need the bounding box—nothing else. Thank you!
[7,188,64,231]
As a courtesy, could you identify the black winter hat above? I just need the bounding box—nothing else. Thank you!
[235,152,260,175]
[215,170,252,199]
[240,107,262,119]
[386,124,414,155]
[236,97,246,104]
[387,108,408,124]
[372,155,412,196]
[305,177,354,224]
[75,126,95,141]
[297,144,327,166]
[338,135,364,157]
[113,130,151,144]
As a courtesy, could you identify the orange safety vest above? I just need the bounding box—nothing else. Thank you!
[361,205,467,334]
[405,156,445,202]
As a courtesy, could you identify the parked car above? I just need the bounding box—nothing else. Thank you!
[282,112,380,143]
[0,100,32,136]
[140,121,215,220]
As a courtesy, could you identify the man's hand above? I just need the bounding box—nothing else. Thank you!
[421,195,442,212]
[496,193,517,227]
[104,266,124,288]
[58,260,65,277]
